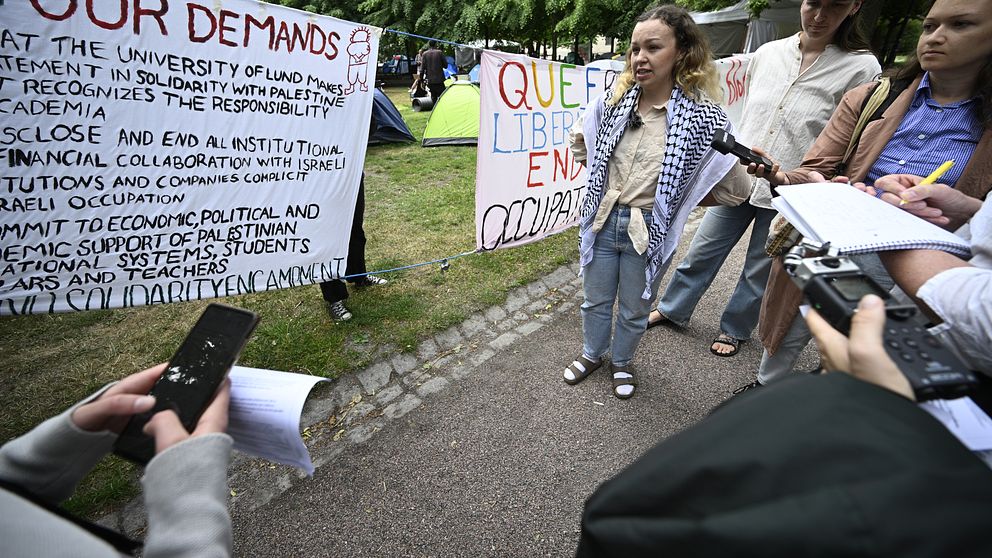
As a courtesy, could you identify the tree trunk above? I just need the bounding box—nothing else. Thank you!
[859,0,886,52]
[878,17,898,60]
[885,16,912,66]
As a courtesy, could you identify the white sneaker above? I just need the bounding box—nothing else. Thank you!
[327,301,352,321]
[354,274,388,287]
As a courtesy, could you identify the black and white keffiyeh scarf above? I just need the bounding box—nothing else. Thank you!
[578,84,731,299]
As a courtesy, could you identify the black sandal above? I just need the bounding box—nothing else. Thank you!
[709,333,741,357]
[611,366,637,399]
[564,355,602,385]
[646,311,674,330]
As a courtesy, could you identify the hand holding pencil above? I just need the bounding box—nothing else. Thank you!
[899,160,954,205]
[869,171,981,230]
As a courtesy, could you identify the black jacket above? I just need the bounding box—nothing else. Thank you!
[577,374,992,557]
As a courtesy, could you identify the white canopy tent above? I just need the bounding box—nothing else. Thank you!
[690,0,802,56]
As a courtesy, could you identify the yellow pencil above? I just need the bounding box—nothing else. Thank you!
[900,160,954,205]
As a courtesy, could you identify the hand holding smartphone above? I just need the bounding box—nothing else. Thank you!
[113,303,259,464]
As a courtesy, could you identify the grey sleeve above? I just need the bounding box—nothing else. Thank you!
[141,433,234,558]
[0,387,116,504]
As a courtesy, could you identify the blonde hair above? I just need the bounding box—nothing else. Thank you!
[609,5,721,105]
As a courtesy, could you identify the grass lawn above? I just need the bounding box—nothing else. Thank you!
[0,87,579,517]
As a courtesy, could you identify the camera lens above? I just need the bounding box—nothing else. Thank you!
[820,257,841,269]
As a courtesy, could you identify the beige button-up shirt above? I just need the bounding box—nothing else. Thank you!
[741,34,880,208]
[571,104,750,253]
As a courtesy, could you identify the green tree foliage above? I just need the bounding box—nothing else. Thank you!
[355,0,423,31]
[269,0,930,66]
[560,0,650,44]
[675,0,766,17]
[465,0,533,45]
[273,0,362,21]
[873,0,930,66]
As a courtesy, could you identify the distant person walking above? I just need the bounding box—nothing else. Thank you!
[410,46,427,97]
[420,41,447,101]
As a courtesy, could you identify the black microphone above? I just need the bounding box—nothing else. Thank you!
[628,111,643,129]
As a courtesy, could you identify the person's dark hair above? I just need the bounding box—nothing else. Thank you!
[611,4,720,104]
[887,54,992,129]
[427,41,436,49]
[829,2,873,51]
[974,60,992,129]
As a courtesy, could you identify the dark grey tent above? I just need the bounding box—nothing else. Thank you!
[369,88,415,144]
[689,0,801,57]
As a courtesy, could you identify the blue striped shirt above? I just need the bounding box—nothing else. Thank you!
[866,73,981,188]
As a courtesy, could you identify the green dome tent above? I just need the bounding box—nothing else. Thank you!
[421,80,480,147]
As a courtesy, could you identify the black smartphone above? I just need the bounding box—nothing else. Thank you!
[113,303,259,464]
[711,129,775,169]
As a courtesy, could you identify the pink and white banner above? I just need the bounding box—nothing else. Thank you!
[0,1,379,314]
[714,54,751,129]
[475,51,622,251]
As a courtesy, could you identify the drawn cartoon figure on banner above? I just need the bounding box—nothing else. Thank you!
[345,27,372,94]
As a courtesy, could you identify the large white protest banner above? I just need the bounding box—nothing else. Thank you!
[0,1,378,315]
[475,51,623,251]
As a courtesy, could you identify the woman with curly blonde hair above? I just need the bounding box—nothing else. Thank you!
[563,5,751,399]
[609,11,722,106]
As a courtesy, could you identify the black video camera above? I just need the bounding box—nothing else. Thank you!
[784,241,977,401]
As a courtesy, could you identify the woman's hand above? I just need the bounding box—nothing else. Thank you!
[143,380,231,455]
[744,146,786,186]
[806,295,914,400]
[71,363,165,433]
[854,174,945,224]
[861,174,982,230]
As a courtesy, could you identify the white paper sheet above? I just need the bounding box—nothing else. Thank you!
[771,183,971,257]
[920,397,992,451]
[227,366,328,476]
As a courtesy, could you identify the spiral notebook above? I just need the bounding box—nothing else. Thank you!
[771,183,971,257]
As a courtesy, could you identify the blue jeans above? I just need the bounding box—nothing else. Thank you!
[656,203,776,340]
[581,206,668,367]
